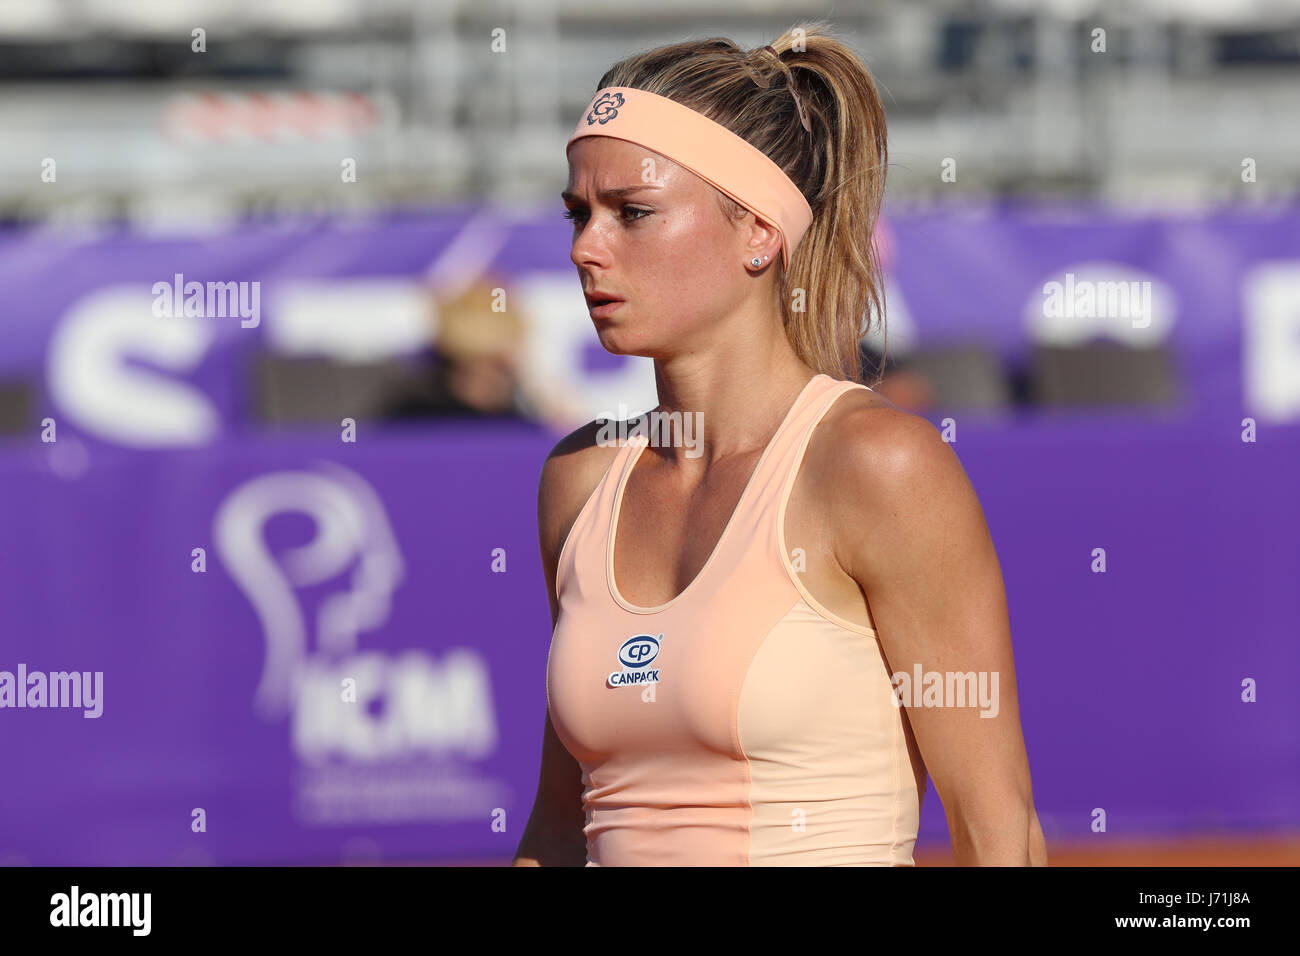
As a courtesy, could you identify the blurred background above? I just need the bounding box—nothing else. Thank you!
[1,0,1297,866]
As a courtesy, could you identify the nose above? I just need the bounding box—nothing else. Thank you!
[569,216,611,271]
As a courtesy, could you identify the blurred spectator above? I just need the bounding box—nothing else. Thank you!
[382,280,531,420]
[382,278,591,428]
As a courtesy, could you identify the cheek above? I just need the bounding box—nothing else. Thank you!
[651,211,735,287]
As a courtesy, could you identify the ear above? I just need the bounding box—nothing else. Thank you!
[743,210,783,265]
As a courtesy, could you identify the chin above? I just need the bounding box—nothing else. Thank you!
[593,326,654,358]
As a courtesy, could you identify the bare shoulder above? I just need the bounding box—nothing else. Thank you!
[537,416,624,565]
[811,384,956,483]
[807,384,981,562]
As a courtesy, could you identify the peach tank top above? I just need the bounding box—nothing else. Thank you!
[546,373,922,866]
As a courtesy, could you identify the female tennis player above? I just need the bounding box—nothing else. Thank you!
[514,22,1047,866]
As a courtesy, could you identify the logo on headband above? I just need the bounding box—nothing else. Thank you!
[586,91,624,126]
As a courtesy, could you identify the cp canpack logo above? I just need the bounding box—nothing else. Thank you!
[609,633,663,688]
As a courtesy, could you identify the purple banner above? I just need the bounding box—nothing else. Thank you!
[2,207,1298,864]
[1,204,1299,451]
[1,415,1297,864]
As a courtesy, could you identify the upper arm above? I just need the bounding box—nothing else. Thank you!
[527,422,610,830]
[537,450,569,629]
[830,409,1037,821]
[537,419,609,626]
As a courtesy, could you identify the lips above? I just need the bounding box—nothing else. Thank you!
[588,298,624,318]
[584,292,624,307]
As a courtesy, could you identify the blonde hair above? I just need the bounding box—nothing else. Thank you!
[591,20,889,384]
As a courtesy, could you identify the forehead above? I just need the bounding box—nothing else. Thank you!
[564,137,684,196]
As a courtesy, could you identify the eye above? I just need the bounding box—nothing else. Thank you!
[562,206,651,224]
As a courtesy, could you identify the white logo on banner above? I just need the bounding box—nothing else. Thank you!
[47,285,220,447]
[1242,262,1300,423]
[212,463,505,824]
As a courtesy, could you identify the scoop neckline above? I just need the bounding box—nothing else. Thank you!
[606,374,824,615]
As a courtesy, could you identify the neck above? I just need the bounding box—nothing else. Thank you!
[643,351,816,468]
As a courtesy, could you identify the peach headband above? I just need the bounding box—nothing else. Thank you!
[566,87,813,272]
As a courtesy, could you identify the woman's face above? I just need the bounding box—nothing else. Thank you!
[564,136,773,359]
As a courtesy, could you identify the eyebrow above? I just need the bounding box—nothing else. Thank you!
[560,185,663,205]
